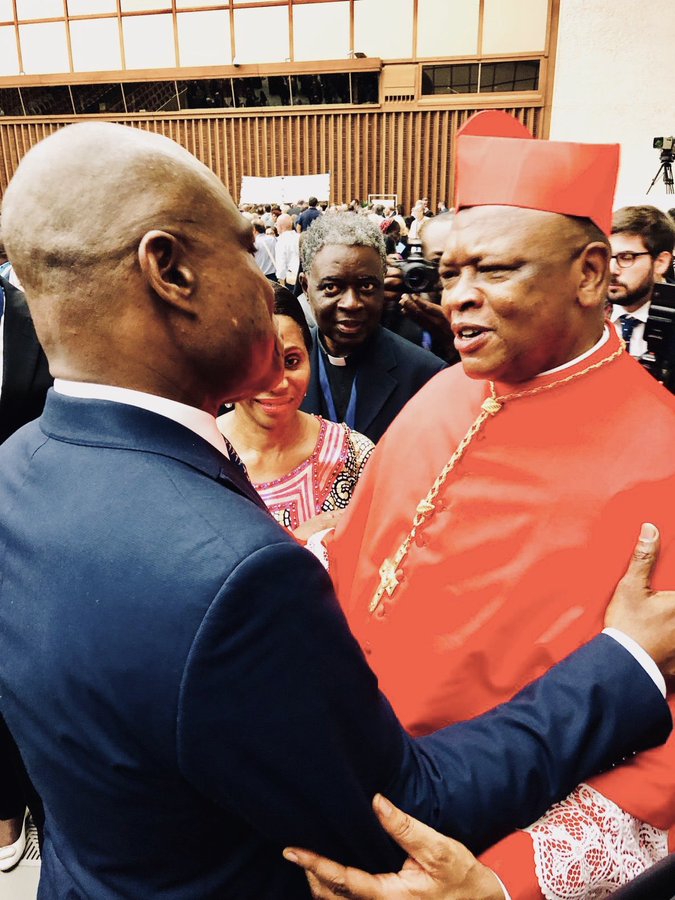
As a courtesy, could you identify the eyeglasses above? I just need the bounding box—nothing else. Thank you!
[610,251,652,268]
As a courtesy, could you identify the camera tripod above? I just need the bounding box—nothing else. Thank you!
[647,150,675,194]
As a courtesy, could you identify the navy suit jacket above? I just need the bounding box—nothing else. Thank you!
[0,277,52,445]
[0,392,670,899]
[301,325,447,443]
[611,852,675,898]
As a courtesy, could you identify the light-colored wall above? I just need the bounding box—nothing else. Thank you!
[549,0,675,212]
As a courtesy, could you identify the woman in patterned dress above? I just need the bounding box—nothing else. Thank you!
[218,284,374,535]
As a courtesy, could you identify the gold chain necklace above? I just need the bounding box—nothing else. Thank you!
[369,342,625,615]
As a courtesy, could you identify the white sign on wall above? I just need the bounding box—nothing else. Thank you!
[240,174,331,205]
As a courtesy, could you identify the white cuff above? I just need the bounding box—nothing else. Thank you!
[603,627,666,698]
[304,527,334,570]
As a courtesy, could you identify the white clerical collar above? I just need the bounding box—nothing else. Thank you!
[610,300,651,324]
[535,326,610,378]
[53,379,228,457]
[318,335,348,366]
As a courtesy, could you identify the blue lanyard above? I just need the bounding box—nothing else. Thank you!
[0,284,5,319]
[317,348,358,429]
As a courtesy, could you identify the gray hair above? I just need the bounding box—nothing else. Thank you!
[300,212,387,275]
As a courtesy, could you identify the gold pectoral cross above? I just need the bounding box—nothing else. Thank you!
[369,557,400,614]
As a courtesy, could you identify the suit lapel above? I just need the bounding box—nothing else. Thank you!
[39,393,270,513]
[215,456,269,511]
[300,327,399,434]
[354,329,398,435]
[300,334,323,414]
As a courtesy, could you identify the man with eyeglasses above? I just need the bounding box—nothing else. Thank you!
[608,205,675,357]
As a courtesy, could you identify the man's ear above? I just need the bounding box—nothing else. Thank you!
[138,230,196,312]
[653,250,673,280]
[299,271,308,295]
[576,241,610,309]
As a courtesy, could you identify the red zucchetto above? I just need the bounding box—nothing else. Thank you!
[454,111,619,234]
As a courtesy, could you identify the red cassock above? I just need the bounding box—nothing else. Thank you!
[328,327,675,897]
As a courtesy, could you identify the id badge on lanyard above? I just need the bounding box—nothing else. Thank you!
[317,349,357,429]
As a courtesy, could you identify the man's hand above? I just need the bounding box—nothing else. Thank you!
[293,509,343,543]
[399,293,454,345]
[383,257,405,305]
[382,255,455,358]
[283,794,504,900]
[605,522,675,674]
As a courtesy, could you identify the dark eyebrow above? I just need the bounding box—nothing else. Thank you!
[477,260,524,270]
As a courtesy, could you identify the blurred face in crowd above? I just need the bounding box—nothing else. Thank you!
[237,315,310,428]
[303,244,384,356]
[607,232,663,312]
[440,206,607,383]
[420,214,455,265]
[415,214,455,304]
[385,220,401,240]
[277,213,293,233]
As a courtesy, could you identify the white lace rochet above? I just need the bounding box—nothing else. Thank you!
[526,783,668,899]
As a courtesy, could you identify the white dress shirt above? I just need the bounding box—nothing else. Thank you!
[53,380,228,457]
[275,230,300,284]
[254,233,277,276]
[610,301,650,358]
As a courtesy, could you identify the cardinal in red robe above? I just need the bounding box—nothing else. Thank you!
[325,119,675,898]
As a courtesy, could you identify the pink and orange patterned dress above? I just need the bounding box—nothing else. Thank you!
[254,417,374,530]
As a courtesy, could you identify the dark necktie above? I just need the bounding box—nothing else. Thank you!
[619,314,639,346]
[222,436,249,478]
[219,436,270,513]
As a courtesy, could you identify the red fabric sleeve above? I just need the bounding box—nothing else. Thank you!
[479,830,544,900]
[587,692,675,829]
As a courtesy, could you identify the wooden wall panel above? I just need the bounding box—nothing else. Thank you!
[0,106,542,212]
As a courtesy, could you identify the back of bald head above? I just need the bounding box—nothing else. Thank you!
[2,122,233,311]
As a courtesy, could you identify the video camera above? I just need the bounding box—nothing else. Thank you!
[397,242,439,294]
[648,137,674,194]
[639,282,675,392]
[653,136,675,153]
